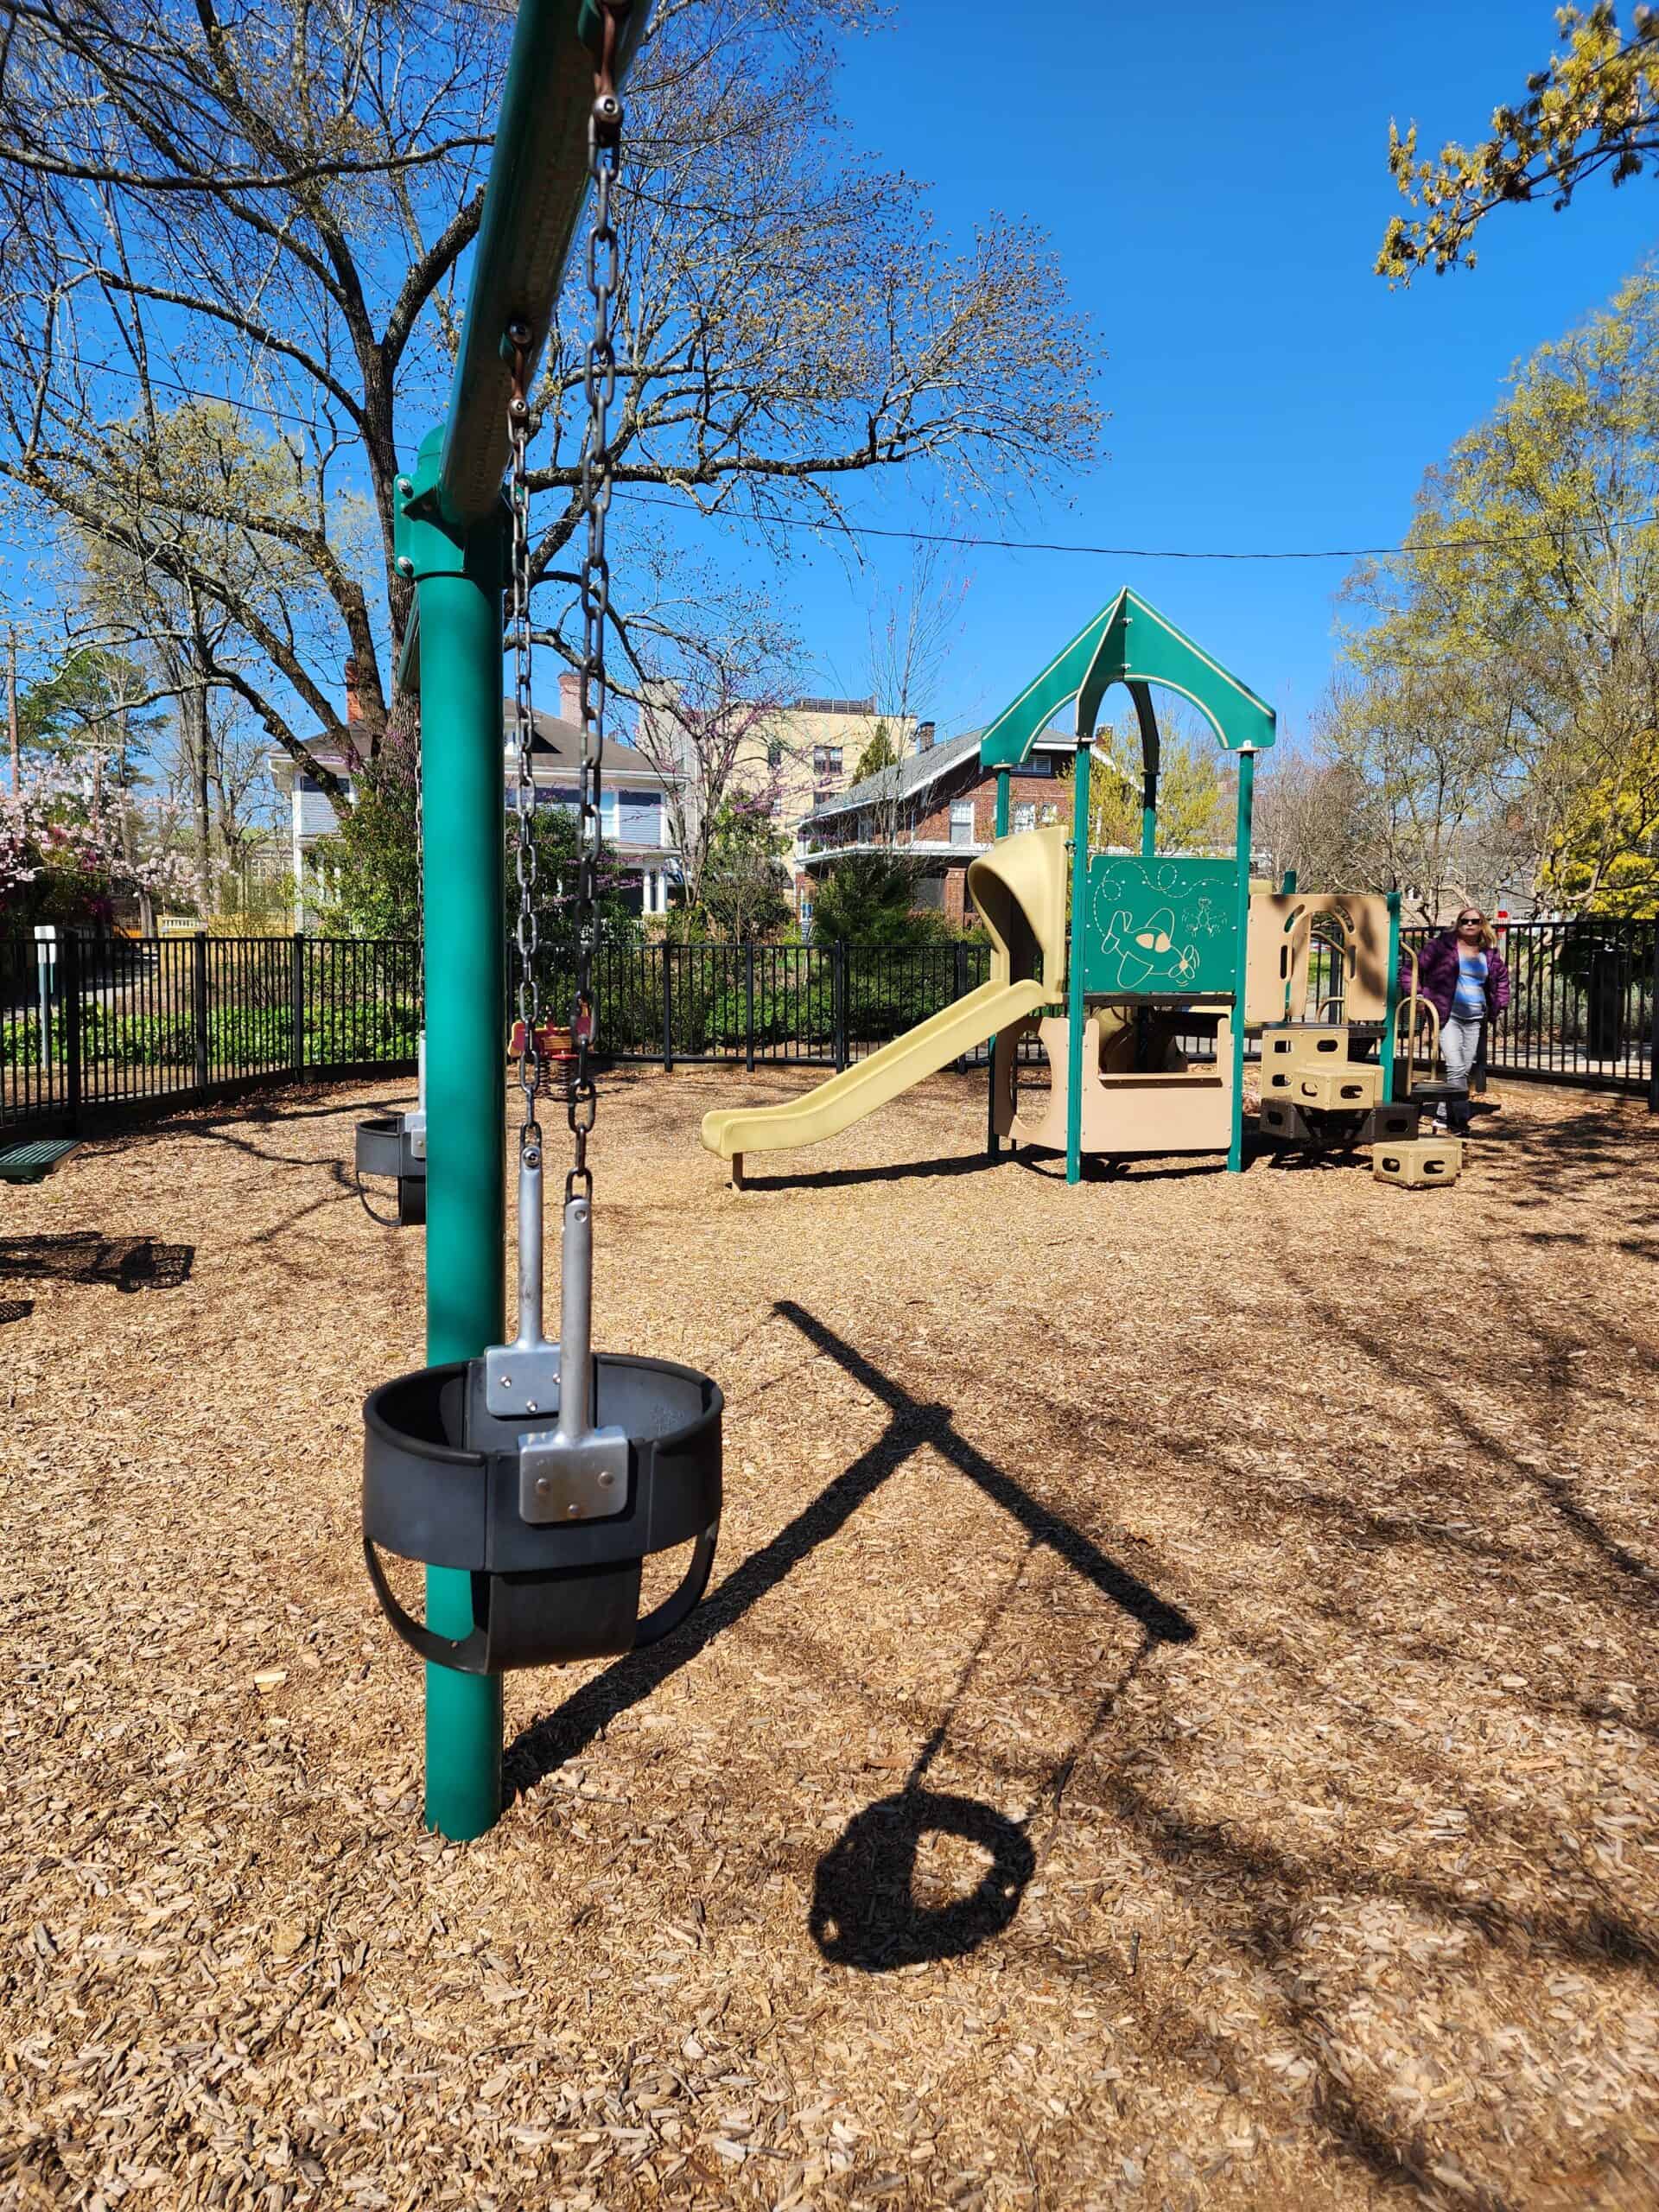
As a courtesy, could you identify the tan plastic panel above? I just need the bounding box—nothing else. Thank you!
[999,1011,1233,1154]
[1246,894,1393,1025]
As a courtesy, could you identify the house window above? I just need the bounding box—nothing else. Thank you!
[813,787,838,810]
[812,745,842,777]
[1013,801,1037,834]
[950,800,976,847]
[766,740,783,770]
[1039,802,1059,826]
[912,874,944,910]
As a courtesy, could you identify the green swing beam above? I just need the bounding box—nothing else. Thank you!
[977,588,1275,1185]
[391,0,652,1844]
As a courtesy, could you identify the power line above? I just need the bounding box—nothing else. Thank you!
[19,343,329,433]
[613,490,1659,564]
[20,344,1659,565]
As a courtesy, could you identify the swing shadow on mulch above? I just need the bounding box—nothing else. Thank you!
[505,1301,1196,1969]
[0,1233,194,1293]
[0,1297,33,1325]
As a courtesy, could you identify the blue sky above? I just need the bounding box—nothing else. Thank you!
[718,0,1659,750]
[7,3,1657,766]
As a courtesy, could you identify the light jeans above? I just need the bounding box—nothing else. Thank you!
[1439,1014,1483,1129]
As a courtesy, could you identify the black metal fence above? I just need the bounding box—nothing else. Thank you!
[4,918,1656,1144]
[1401,920,1656,1096]
[2,931,420,1139]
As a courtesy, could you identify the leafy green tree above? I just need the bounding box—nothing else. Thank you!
[701,794,791,939]
[1338,266,1659,913]
[310,727,417,938]
[19,648,163,786]
[853,723,901,784]
[1056,710,1235,856]
[808,852,957,948]
[1378,4,1659,282]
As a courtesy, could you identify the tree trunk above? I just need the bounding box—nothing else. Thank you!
[182,678,213,914]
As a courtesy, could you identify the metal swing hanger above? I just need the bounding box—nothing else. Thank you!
[484,12,628,1516]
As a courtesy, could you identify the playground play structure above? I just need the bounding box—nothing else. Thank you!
[353,0,723,1844]
[702,589,1465,1188]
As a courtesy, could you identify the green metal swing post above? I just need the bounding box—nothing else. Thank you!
[986,770,1012,1160]
[392,0,652,1845]
[1225,746,1255,1173]
[1065,738,1092,1186]
[1382,890,1402,1107]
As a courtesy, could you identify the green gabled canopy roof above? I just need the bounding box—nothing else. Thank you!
[976,588,1277,769]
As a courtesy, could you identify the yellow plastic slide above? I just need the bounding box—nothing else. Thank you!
[700,823,1068,1170]
[699,976,1050,1165]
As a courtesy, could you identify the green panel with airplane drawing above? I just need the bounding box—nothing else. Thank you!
[1080,856,1240,997]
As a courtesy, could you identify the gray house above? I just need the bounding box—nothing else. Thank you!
[270,672,683,927]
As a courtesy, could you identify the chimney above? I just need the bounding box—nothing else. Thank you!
[915,721,935,751]
[344,656,363,725]
[558,671,582,724]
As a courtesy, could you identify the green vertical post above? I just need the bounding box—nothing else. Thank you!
[1065,739,1092,1185]
[1382,890,1401,1107]
[986,769,1012,1160]
[1226,747,1255,1174]
[401,427,506,1840]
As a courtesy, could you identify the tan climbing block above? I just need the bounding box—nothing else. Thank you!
[1372,1136,1462,1189]
[1262,1024,1357,1071]
[1267,1063,1382,1111]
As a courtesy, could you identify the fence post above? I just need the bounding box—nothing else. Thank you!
[61,930,82,1134]
[953,938,969,1072]
[745,941,756,1074]
[290,933,306,1076]
[662,943,674,1073]
[1649,918,1658,1115]
[834,942,848,1071]
[192,931,210,1094]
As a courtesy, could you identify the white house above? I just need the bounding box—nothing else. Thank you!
[269,671,683,928]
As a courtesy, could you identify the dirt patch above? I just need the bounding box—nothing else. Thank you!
[2,1068,1656,2209]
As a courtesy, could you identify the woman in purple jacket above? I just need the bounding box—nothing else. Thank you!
[1408,907,1511,1133]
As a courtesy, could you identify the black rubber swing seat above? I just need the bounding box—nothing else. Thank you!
[354,1114,426,1225]
[363,1354,721,1674]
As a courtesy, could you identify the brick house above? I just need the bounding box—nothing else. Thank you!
[796,726,1074,928]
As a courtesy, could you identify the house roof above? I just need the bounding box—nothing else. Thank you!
[801,725,1071,826]
[515,706,664,779]
[269,702,673,787]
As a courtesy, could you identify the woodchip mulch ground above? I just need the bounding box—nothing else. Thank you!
[2,1066,1656,2212]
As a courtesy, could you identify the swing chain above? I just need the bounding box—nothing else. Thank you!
[507,317,541,1149]
[568,0,628,1200]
